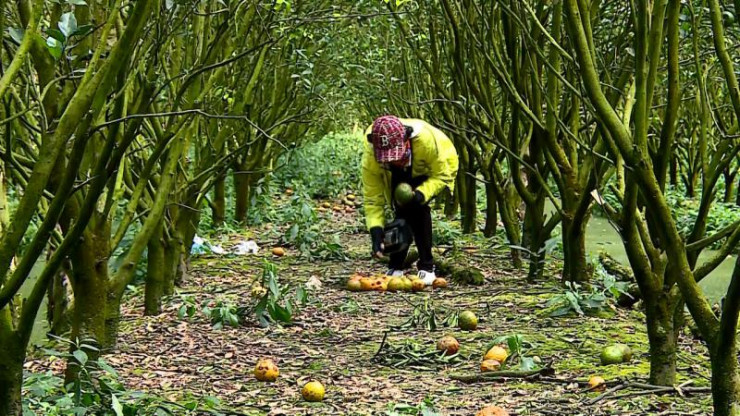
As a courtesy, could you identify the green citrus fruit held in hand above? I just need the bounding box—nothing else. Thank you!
[394,183,415,205]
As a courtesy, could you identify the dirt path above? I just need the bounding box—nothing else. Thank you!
[29,207,714,415]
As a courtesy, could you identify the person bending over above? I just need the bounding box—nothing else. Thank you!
[362,115,459,285]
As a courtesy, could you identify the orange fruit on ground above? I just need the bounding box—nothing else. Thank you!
[272,247,286,257]
[301,381,326,402]
[410,279,426,292]
[480,359,501,372]
[475,406,509,416]
[359,278,374,291]
[436,336,460,355]
[432,278,448,289]
[370,278,387,292]
[332,205,343,212]
[589,376,607,392]
[254,358,279,382]
[285,188,294,196]
[484,346,508,363]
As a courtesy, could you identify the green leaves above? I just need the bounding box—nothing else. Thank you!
[58,12,78,38]
[72,349,88,367]
[8,28,24,44]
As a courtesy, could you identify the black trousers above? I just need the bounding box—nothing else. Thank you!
[388,174,434,272]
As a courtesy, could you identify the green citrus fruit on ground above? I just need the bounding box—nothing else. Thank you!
[394,183,415,205]
[387,277,405,292]
[347,279,362,292]
[459,310,478,330]
[614,344,632,362]
[301,381,325,402]
[600,345,624,365]
[400,277,413,291]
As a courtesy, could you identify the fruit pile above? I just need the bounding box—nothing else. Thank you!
[318,192,362,214]
[346,273,448,293]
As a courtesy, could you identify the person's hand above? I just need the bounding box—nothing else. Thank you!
[412,190,425,206]
[370,227,384,258]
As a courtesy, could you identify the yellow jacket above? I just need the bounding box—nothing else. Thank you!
[362,118,459,230]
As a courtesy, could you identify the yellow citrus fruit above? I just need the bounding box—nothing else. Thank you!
[480,359,501,372]
[484,346,508,363]
[359,278,374,291]
[589,376,606,392]
[476,406,510,416]
[301,381,325,402]
[272,247,286,257]
[400,277,413,291]
[370,278,387,292]
[347,194,356,201]
[436,336,460,356]
[254,358,279,382]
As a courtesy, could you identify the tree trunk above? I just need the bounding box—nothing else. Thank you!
[163,236,180,296]
[561,215,591,283]
[669,153,678,187]
[212,176,225,226]
[46,268,70,335]
[496,190,522,269]
[459,173,477,234]
[445,185,459,219]
[144,224,165,316]
[710,342,740,416]
[644,295,679,385]
[483,179,498,237]
[725,172,737,204]
[103,295,122,351]
[0,319,23,416]
[234,168,251,223]
[66,222,109,379]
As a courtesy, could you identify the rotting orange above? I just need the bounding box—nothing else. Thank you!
[254,358,279,382]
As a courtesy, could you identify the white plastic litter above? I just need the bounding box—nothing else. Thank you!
[235,240,260,255]
[210,245,226,255]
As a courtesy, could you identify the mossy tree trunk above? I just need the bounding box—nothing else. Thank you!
[234,163,251,224]
[0,312,24,416]
[145,223,166,316]
[66,217,110,379]
[457,148,477,234]
[483,179,498,237]
[561,214,591,283]
[643,289,681,385]
[212,176,226,227]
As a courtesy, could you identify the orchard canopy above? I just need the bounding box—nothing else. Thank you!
[5,0,740,415]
